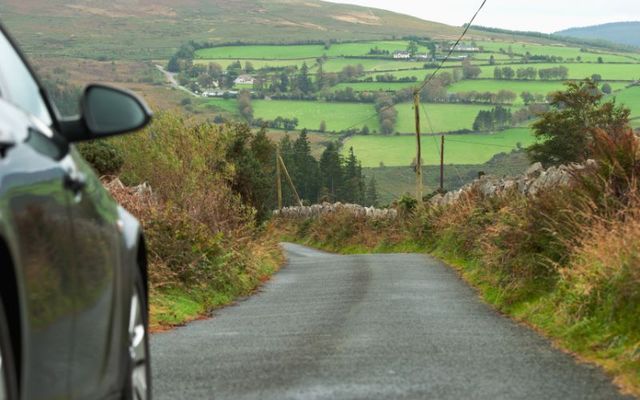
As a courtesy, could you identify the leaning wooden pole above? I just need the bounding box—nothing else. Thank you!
[278,154,303,207]
[413,90,423,201]
[440,135,445,192]
[276,149,283,209]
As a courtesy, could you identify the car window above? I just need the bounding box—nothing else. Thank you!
[0,31,52,126]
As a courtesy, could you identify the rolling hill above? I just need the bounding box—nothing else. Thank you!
[0,0,464,59]
[556,22,640,48]
[0,0,560,60]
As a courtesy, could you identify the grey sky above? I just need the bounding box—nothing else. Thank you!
[323,0,639,33]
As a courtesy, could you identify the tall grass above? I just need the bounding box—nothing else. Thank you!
[108,112,282,329]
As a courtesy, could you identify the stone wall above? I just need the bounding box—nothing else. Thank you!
[274,202,398,220]
[429,160,596,207]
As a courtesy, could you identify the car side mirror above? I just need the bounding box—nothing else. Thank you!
[59,84,152,143]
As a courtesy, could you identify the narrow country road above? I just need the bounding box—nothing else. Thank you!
[155,64,199,97]
[151,243,631,400]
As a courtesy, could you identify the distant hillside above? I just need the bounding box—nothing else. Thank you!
[0,0,468,59]
[556,22,640,48]
[0,0,566,60]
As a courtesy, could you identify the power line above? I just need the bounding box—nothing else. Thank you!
[415,0,488,94]
[336,0,489,133]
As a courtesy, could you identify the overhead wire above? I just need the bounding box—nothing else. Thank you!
[340,0,489,133]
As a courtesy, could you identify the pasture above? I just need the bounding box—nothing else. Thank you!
[613,86,640,118]
[193,58,316,69]
[343,128,535,167]
[251,100,380,132]
[475,41,638,63]
[394,103,499,134]
[332,81,418,92]
[194,40,427,60]
[478,63,640,81]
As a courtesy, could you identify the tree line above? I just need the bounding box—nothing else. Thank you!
[493,66,569,80]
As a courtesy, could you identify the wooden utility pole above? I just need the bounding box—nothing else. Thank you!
[440,135,445,192]
[276,149,283,209]
[278,154,303,207]
[413,90,423,201]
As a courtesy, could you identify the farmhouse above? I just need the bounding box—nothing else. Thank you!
[449,44,480,52]
[392,51,411,59]
[234,74,255,85]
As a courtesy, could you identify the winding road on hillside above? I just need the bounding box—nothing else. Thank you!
[151,243,631,400]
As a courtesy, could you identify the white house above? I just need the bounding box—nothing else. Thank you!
[392,51,411,59]
[449,44,480,52]
[234,74,255,85]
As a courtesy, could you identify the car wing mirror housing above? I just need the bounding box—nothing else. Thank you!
[60,84,152,143]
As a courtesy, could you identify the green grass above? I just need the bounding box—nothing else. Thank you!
[199,98,239,114]
[447,79,627,103]
[478,63,640,81]
[252,100,379,132]
[611,85,640,118]
[449,79,566,97]
[332,81,418,92]
[475,41,639,63]
[195,41,428,60]
[193,58,317,70]
[364,150,531,203]
[318,58,428,73]
[395,103,501,134]
[343,128,535,167]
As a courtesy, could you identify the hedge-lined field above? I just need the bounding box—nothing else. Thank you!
[342,128,535,167]
[252,100,380,132]
[475,41,639,63]
[478,63,640,81]
[193,58,316,69]
[194,40,428,60]
[613,85,640,118]
[394,103,499,134]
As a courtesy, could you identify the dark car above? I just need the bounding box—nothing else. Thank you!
[0,23,152,400]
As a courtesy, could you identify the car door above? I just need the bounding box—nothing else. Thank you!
[0,30,76,400]
[65,149,123,399]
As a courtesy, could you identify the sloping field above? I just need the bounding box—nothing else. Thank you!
[193,59,316,69]
[612,85,640,118]
[478,63,640,81]
[395,103,499,134]
[475,41,638,63]
[252,100,380,132]
[343,128,535,167]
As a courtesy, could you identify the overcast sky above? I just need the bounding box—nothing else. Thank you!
[323,0,639,33]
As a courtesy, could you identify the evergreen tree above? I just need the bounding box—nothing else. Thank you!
[319,143,343,202]
[365,176,379,207]
[292,130,320,203]
[342,147,364,203]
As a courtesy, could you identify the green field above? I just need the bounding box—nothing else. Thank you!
[395,103,500,134]
[332,81,418,92]
[193,58,316,70]
[344,128,535,167]
[318,58,428,73]
[475,41,638,63]
[478,63,640,81]
[448,79,628,103]
[251,100,379,132]
[365,151,531,203]
[199,98,239,114]
[195,41,428,60]
[612,85,640,118]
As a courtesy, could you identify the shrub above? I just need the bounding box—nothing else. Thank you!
[77,140,124,176]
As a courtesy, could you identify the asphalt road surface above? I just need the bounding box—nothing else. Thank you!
[151,243,631,400]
